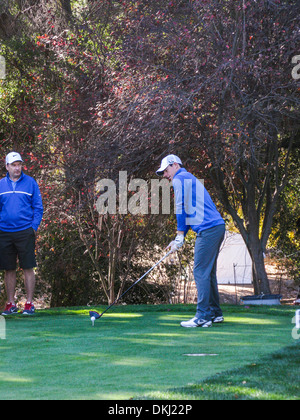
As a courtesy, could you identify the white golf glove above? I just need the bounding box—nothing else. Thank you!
[167,234,185,253]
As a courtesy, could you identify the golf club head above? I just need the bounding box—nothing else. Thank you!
[89,311,101,320]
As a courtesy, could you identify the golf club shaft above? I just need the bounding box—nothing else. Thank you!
[99,250,173,317]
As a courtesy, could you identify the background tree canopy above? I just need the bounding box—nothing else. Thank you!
[0,0,299,305]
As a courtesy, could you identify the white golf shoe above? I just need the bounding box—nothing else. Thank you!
[212,316,224,323]
[180,317,212,328]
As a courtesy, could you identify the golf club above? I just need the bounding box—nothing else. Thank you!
[89,250,173,326]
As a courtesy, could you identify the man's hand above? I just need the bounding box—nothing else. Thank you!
[166,233,185,253]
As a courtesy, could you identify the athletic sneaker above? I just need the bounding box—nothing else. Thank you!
[212,316,224,323]
[2,302,19,316]
[180,317,212,328]
[22,302,35,315]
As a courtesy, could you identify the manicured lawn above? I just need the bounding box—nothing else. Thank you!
[142,343,300,400]
[0,304,298,400]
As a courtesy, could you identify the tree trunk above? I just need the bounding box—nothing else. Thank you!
[246,182,271,295]
[60,0,72,21]
[213,167,272,295]
[108,249,116,305]
[248,240,271,295]
[0,12,13,39]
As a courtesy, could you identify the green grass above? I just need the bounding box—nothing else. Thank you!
[0,304,298,400]
[143,344,300,400]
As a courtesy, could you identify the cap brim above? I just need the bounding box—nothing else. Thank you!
[156,167,166,176]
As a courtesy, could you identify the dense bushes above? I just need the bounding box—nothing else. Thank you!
[0,1,299,305]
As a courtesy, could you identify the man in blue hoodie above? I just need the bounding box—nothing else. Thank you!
[156,155,225,328]
[0,152,43,315]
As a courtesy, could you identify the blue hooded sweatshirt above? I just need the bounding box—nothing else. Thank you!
[172,168,224,236]
[0,172,43,232]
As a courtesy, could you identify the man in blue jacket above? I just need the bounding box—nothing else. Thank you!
[0,152,43,315]
[156,155,225,328]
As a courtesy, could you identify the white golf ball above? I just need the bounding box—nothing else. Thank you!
[91,316,95,322]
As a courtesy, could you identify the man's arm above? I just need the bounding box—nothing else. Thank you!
[31,180,44,231]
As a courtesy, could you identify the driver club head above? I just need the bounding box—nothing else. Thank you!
[89,311,101,326]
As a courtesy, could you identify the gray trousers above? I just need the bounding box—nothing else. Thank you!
[194,224,225,321]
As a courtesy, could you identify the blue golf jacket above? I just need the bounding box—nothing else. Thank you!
[0,172,43,232]
[172,168,224,236]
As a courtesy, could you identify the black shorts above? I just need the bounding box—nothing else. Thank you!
[0,228,36,270]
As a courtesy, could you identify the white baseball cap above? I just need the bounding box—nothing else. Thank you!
[156,154,182,176]
[6,152,23,165]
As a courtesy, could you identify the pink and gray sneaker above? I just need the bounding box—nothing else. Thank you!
[22,302,35,315]
[2,302,19,316]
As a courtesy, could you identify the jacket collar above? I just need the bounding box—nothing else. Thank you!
[174,168,187,178]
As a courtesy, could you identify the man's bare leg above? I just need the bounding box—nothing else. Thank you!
[4,270,17,304]
[24,268,35,303]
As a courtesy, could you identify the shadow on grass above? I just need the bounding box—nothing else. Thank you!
[147,344,300,400]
